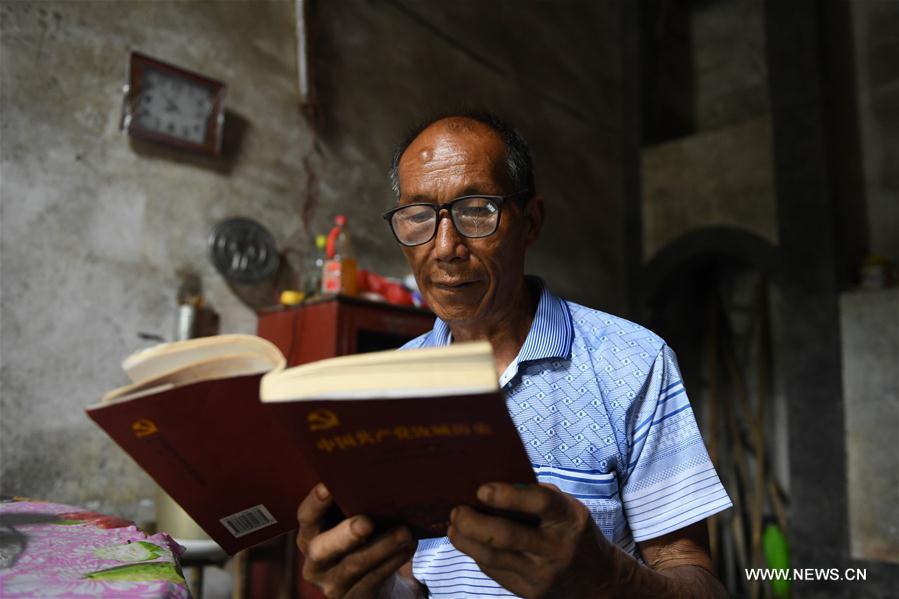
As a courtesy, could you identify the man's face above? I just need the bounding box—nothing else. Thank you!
[396,119,541,326]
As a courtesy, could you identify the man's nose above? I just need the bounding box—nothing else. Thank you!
[433,212,469,261]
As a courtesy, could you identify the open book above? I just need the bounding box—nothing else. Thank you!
[87,335,536,554]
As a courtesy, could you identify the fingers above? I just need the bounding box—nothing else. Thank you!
[477,482,571,524]
[345,541,418,598]
[295,484,419,597]
[448,504,541,591]
[447,519,534,577]
[448,521,531,572]
[449,485,607,598]
[304,527,415,598]
[450,505,545,554]
[306,515,375,566]
[297,483,334,554]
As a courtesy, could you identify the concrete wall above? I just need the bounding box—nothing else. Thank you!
[840,288,899,564]
[691,0,769,133]
[765,1,899,595]
[1,0,310,517]
[642,115,777,259]
[309,0,640,312]
[1,1,638,519]
[850,0,899,264]
[640,0,774,263]
[639,1,898,595]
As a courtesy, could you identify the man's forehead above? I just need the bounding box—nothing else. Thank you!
[414,117,501,154]
[399,118,505,183]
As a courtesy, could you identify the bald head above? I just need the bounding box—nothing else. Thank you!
[388,112,534,200]
[400,118,510,196]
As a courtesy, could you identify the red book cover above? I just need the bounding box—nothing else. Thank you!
[86,374,317,555]
[88,370,536,552]
[266,391,537,539]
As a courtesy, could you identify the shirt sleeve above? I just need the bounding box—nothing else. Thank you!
[620,344,732,542]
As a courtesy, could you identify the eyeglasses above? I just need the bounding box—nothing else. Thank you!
[383,190,531,247]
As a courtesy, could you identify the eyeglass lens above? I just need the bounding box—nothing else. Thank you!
[391,197,500,245]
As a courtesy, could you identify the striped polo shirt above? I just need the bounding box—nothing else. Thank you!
[401,279,732,598]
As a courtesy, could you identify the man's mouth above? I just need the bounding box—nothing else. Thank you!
[432,278,480,289]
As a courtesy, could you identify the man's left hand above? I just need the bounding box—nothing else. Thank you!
[448,482,612,598]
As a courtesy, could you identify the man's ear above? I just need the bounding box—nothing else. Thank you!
[523,194,544,248]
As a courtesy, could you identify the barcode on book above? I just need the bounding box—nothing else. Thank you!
[220,505,277,538]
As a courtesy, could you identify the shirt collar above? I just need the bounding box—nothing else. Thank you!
[517,277,574,363]
[430,315,452,346]
[427,276,573,364]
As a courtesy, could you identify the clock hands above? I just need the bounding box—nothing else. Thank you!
[135,75,212,143]
[128,54,224,153]
[164,97,180,114]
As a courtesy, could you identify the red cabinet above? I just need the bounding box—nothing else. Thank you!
[257,295,436,367]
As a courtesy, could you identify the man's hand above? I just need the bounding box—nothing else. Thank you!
[449,482,728,599]
[447,482,612,598]
[296,483,418,598]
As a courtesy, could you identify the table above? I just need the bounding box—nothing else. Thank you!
[0,498,189,598]
[175,538,229,598]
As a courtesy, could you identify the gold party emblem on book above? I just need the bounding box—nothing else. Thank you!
[132,419,159,438]
[307,409,339,431]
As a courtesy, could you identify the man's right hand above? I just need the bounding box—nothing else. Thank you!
[296,483,418,599]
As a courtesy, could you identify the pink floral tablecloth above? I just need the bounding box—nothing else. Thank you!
[0,498,190,598]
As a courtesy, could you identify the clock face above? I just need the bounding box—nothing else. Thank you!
[135,68,213,145]
[123,52,226,155]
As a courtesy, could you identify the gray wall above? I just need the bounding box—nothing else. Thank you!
[1,1,638,518]
[1,0,310,516]
[640,0,899,595]
[840,289,899,565]
[851,0,899,264]
[309,0,640,312]
[766,0,899,595]
[641,0,774,263]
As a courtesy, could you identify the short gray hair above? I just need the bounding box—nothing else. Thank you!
[388,111,535,201]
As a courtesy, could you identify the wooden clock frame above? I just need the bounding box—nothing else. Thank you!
[123,51,227,156]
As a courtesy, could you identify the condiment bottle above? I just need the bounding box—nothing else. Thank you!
[321,215,358,295]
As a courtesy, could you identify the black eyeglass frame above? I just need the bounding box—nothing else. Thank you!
[382,190,532,247]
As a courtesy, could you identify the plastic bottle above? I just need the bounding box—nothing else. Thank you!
[321,215,358,295]
[303,235,327,299]
[762,520,791,597]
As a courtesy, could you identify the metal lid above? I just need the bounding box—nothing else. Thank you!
[208,217,279,284]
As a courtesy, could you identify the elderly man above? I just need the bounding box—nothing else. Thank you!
[296,113,731,598]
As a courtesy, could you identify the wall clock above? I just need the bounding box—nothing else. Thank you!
[122,51,227,156]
